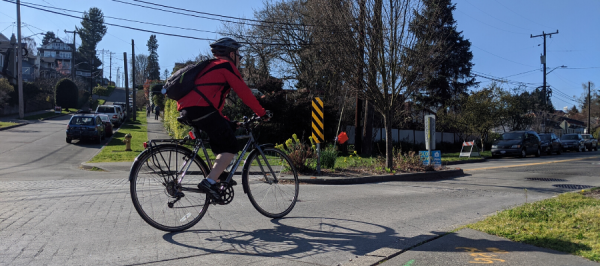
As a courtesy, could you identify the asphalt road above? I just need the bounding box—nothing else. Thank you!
[0,107,598,265]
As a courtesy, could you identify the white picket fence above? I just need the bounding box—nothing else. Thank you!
[344,126,460,145]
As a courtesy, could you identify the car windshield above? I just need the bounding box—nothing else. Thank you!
[561,135,579,140]
[70,117,95,126]
[539,135,551,141]
[501,133,523,140]
[581,135,590,140]
[97,106,114,113]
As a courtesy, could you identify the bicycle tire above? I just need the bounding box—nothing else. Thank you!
[130,144,210,232]
[243,147,299,218]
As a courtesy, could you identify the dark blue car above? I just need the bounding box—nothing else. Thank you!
[66,114,105,144]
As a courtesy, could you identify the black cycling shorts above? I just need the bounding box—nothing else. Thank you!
[180,106,239,155]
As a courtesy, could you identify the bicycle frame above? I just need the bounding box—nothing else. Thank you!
[143,118,279,191]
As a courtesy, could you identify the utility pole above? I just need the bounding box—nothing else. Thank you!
[530,30,559,107]
[531,30,558,133]
[116,66,120,88]
[109,51,115,85]
[131,39,136,121]
[123,52,129,119]
[64,29,77,81]
[100,49,105,85]
[588,82,591,134]
[16,0,24,119]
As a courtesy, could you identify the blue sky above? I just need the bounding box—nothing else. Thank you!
[0,0,598,111]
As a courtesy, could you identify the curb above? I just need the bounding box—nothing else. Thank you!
[295,169,465,184]
[0,122,29,131]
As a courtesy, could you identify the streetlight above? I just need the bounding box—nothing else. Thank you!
[547,65,566,75]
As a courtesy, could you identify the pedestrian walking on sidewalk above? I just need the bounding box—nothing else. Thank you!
[154,105,160,120]
[146,105,150,117]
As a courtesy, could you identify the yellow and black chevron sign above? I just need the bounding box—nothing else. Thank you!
[312,97,324,144]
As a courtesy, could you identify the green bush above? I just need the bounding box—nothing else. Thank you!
[320,145,338,169]
[162,98,191,139]
[93,85,109,96]
[55,78,78,110]
[0,78,14,106]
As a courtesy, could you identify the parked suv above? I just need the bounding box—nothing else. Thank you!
[491,130,541,158]
[581,134,598,151]
[560,134,586,152]
[66,114,105,144]
[96,105,121,126]
[113,102,128,119]
[538,133,562,155]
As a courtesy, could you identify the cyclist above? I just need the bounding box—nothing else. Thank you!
[177,37,268,203]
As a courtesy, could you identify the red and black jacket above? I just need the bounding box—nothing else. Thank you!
[176,58,266,118]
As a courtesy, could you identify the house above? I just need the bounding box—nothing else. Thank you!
[0,33,38,82]
[38,37,73,79]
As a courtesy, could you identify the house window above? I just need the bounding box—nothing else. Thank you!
[0,54,4,68]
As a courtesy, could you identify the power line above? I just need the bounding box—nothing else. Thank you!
[3,0,294,46]
[463,0,538,32]
[471,44,536,67]
[502,68,540,78]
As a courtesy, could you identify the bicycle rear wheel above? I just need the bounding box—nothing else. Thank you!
[243,147,299,218]
[130,144,210,232]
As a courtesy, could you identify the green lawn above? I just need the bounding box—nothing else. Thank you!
[468,189,600,262]
[0,121,18,128]
[442,151,491,162]
[24,109,74,120]
[88,111,148,162]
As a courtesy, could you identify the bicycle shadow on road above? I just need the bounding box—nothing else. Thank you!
[161,217,433,261]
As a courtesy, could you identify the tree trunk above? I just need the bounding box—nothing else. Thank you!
[384,112,393,169]
[362,99,374,155]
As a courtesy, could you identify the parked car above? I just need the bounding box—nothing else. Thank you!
[491,130,541,158]
[560,134,586,152]
[98,114,113,137]
[96,105,121,126]
[114,105,125,124]
[66,114,105,144]
[113,102,128,119]
[581,134,598,151]
[538,133,562,155]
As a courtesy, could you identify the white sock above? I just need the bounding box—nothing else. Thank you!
[206,178,216,185]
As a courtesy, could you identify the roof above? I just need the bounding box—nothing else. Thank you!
[72,113,99,117]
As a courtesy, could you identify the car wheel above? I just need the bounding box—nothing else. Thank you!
[97,134,102,144]
[546,147,552,155]
[557,147,562,155]
[66,138,71,144]
[595,146,598,151]
[577,145,582,152]
[535,148,541,157]
[520,149,527,158]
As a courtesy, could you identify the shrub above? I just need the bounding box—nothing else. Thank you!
[93,85,109,96]
[0,78,14,106]
[77,89,90,108]
[320,145,338,169]
[275,134,315,173]
[162,98,191,139]
[55,78,78,110]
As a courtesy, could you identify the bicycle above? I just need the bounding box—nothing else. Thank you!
[129,114,299,232]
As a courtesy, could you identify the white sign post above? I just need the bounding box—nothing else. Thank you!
[424,115,436,163]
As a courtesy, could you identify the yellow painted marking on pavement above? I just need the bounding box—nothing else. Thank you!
[456,247,508,263]
[464,156,600,172]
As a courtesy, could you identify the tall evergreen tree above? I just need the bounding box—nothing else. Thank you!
[76,7,107,76]
[41,31,56,45]
[407,0,475,111]
[146,35,160,80]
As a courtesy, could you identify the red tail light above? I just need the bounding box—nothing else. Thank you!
[143,142,148,148]
[189,131,196,140]
[113,115,118,118]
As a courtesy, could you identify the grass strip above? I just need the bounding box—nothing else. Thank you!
[0,121,18,128]
[468,190,600,262]
[88,110,148,163]
[442,151,491,162]
[24,109,73,120]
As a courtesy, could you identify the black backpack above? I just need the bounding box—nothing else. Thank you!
[162,59,221,108]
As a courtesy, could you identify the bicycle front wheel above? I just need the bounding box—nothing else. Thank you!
[130,144,210,232]
[243,147,299,218]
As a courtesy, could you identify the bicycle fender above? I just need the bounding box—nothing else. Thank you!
[128,144,197,182]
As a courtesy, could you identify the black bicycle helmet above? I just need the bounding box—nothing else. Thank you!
[210,37,242,56]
